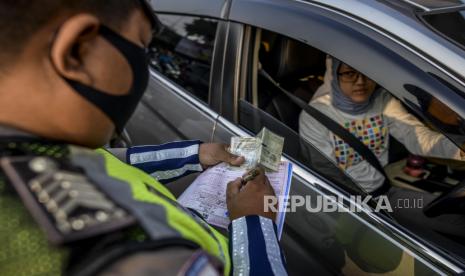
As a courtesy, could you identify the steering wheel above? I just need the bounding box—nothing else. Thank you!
[423,180,465,217]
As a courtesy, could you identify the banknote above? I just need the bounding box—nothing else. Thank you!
[257,128,284,171]
[229,128,284,171]
[230,136,261,169]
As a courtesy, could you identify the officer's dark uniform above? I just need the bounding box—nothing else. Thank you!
[0,127,229,275]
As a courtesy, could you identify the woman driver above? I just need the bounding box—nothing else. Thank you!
[298,56,463,194]
[299,56,465,262]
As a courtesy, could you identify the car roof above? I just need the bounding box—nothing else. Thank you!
[395,0,465,11]
[303,0,465,85]
[151,0,465,85]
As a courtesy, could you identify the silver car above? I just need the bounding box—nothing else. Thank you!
[126,0,465,275]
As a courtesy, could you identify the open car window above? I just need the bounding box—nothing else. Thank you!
[240,29,375,196]
[239,27,465,261]
[244,29,465,194]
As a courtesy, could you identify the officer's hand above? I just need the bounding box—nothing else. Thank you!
[226,167,277,221]
[199,143,245,169]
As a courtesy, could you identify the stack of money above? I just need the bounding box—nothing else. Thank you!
[230,137,261,170]
[229,128,284,171]
[257,128,285,171]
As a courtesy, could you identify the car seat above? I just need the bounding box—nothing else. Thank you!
[258,36,326,130]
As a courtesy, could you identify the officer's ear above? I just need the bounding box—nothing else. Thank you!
[50,14,100,85]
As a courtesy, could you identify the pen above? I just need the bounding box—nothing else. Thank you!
[241,168,261,185]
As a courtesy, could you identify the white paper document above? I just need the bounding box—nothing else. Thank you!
[178,162,293,239]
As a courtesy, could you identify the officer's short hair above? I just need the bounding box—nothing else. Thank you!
[0,0,142,67]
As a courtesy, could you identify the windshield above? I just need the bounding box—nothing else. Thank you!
[413,0,465,9]
[422,9,465,49]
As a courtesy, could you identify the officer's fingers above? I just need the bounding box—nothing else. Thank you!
[242,166,265,178]
[226,178,242,199]
[245,167,266,184]
[247,173,275,195]
[222,144,245,166]
[229,155,245,166]
[245,178,268,194]
[263,177,276,196]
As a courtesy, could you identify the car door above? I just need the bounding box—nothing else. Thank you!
[212,0,465,275]
[125,0,228,146]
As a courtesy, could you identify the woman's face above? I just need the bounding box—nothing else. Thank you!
[338,63,377,103]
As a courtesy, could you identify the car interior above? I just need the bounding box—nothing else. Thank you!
[256,30,326,131]
[241,28,465,259]
[247,30,417,190]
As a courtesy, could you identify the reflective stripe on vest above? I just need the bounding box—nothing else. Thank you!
[87,148,231,274]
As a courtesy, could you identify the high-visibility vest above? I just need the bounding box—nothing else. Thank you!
[96,149,231,274]
[0,142,230,276]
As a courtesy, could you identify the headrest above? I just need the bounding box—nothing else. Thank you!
[261,37,326,83]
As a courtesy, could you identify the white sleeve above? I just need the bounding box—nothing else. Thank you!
[298,109,336,163]
[384,97,462,160]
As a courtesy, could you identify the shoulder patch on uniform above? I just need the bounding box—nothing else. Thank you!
[0,156,136,245]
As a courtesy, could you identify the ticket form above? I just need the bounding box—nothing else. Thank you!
[178,161,293,239]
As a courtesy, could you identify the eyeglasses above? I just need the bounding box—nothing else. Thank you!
[337,70,369,83]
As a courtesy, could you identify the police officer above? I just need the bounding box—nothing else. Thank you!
[0,0,287,275]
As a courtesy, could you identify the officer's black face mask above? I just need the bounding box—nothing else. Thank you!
[56,25,149,133]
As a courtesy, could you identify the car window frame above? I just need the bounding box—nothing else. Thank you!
[228,0,465,121]
[237,28,369,197]
[151,0,227,19]
[220,0,465,273]
[229,0,465,177]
